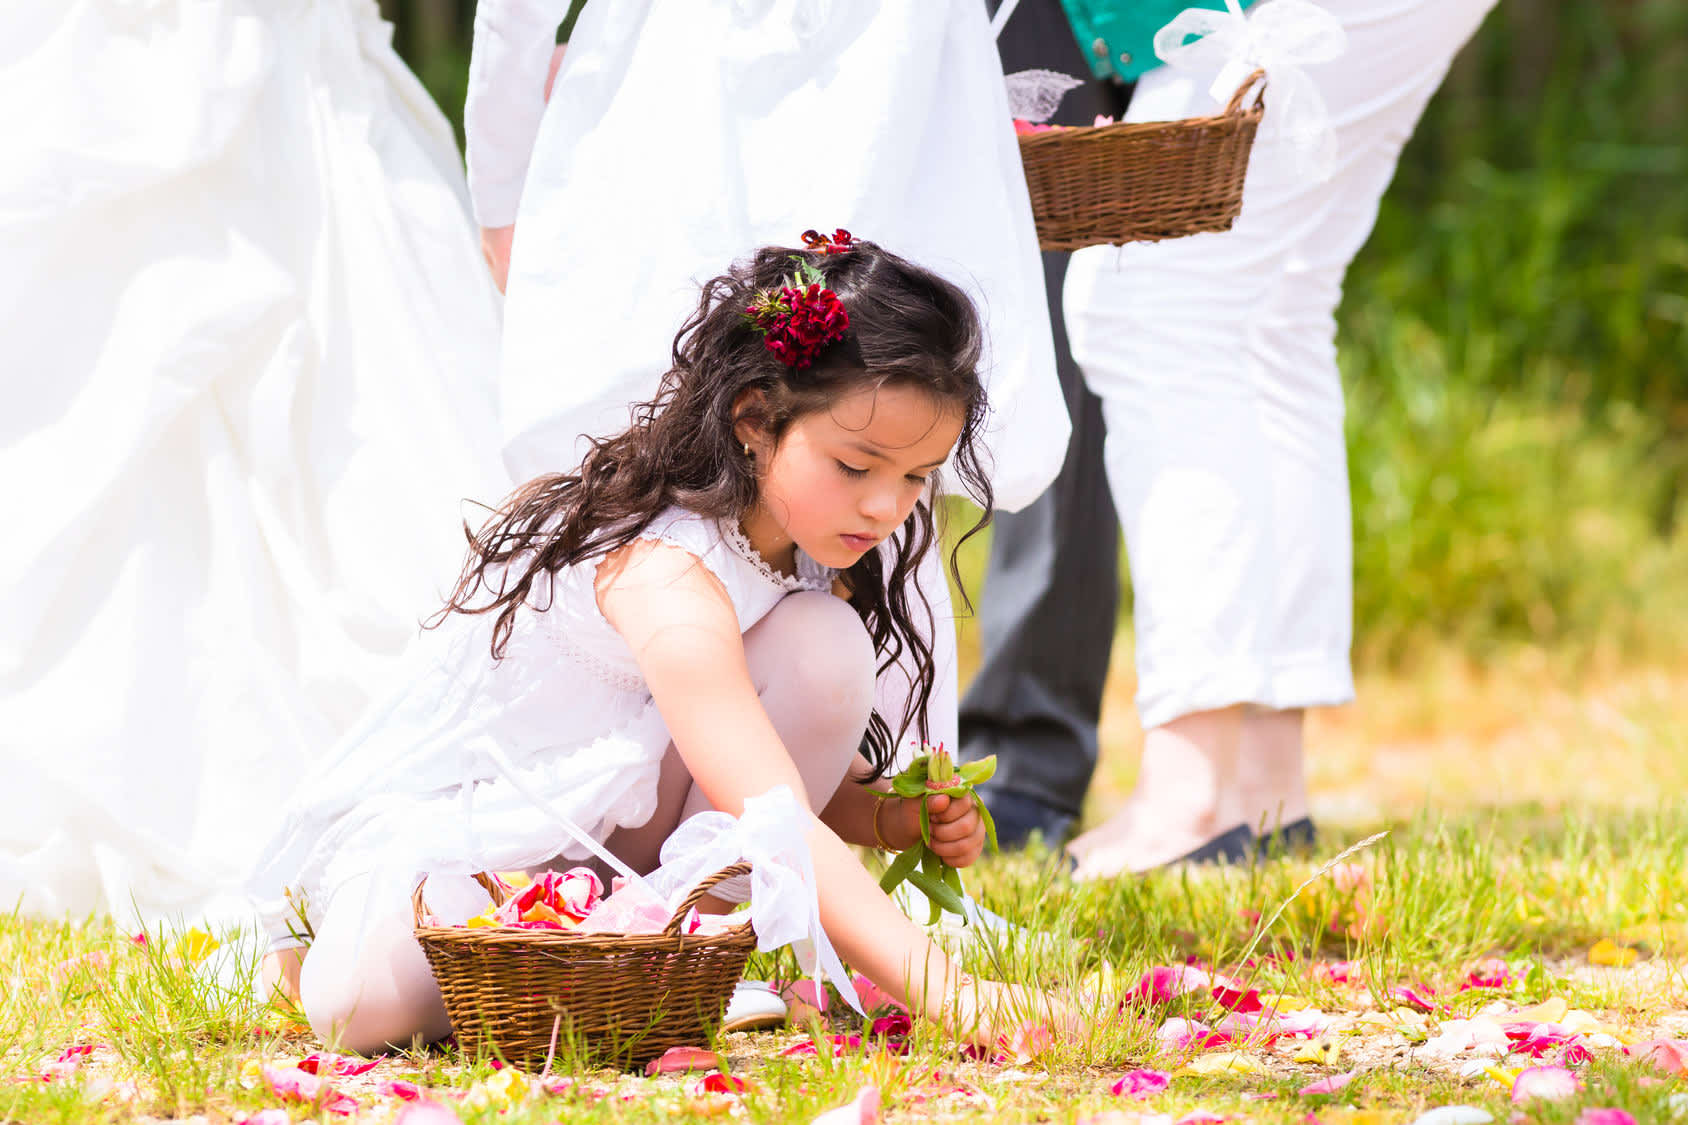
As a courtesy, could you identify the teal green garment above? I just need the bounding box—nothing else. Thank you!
[1057,0,1262,83]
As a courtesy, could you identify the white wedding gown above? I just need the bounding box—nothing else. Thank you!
[0,0,509,925]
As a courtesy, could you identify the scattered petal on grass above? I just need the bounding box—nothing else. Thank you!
[1293,1038,1342,1065]
[1004,1022,1055,1063]
[50,952,111,984]
[645,1047,722,1075]
[691,1072,754,1096]
[1298,1070,1356,1096]
[170,926,221,964]
[1408,1108,1494,1125]
[1420,1018,1511,1059]
[1508,997,1569,1025]
[1510,1065,1581,1103]
[1588,938,1640,967]
[1576,1111,1638,1125]
[262,1065,324,1102]
[1632,1038,1688,1076]
[870,1010,912,1039]
[1391,984,1441,1012]
[1178,1052,1267,1076]
[1460,959,1516,991]
[379,1080,424,1101]
[299,1052,381,1077]
[237,1111,293,1125]
[1111,1069,1171,1099]
[394,1102,466,1125]
[1130,966,1215,1006]
[1314,960,1360,985]
[810,1085,880,1125]
[1176,1113,1228,1124]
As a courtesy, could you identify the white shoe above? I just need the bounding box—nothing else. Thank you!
[721,981,788,1033]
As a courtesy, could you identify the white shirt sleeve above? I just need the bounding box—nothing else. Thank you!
[465,0,576,228]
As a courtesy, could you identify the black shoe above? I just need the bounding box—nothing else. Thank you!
[976,788,1075,851]
[1256,816,1318,856]
[1167,823,1256,867]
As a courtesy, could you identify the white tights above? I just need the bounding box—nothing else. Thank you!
[297,591,875,1055]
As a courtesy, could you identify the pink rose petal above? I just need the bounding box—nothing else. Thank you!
[1129,965,1215,1006]
[263,1065,325,1102]
[1460,959,1515,991]
[1004,1022,1055,1063]
[1314,960,1360,985]
[1510,1065,1581,1103]
[810,1085,880,1125]
[1111,1069,1171,1098]
[394,1102,467,1125]
[1177,1113,1228,1124]
[869,1010,912,1040]
[299,1052,381,1077]
[1576,1110,1637,1125]
[692,1072,754,1096]
[1298,1070,1356,1096]
[644,1046,721,1076]
[240,1111,292,1125]
[379,1080,424,1101]
[1391,985,1440,1012]
[1630,1038,1688,1076]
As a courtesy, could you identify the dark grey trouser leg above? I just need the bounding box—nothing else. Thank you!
[958,249,1120,837]
[962,0,1127,844]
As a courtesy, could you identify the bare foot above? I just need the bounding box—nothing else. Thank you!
[1066,706,1246,877]
[261,948,304,1007]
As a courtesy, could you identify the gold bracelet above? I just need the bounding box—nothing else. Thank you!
[872,792,897,852]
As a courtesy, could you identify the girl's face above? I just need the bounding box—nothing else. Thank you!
[741,382,965,571]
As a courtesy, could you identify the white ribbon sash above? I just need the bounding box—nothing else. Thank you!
[1154,0,1348,180]
[651,786,864,1015]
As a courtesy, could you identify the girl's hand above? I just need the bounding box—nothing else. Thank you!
[894,788,986,869]
[935,977,1084,1053]
[480,225,515,293]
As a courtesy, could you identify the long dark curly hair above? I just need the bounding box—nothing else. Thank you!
[436,240,994,779]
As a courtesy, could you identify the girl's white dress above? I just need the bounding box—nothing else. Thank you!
[465,0,1070,515]
[249,507,835,943]
[0,1,509,924]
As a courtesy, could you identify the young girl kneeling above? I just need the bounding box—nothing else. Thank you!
[253,236,1052,1052]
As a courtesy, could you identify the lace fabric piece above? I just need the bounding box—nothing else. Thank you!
[720,519,835,594]
[1004,68,1084,123]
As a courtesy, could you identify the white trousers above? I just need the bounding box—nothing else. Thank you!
[1064,0,1496,730]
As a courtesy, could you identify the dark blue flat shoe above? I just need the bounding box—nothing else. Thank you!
[1168,823,1256,866]
[1256,816,1318,856]
[1058,823,1257,877]
[976,788,1075,851]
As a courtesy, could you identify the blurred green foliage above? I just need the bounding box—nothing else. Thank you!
[384,0,1687,667]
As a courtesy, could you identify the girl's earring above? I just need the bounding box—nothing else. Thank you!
[742,441,752,458]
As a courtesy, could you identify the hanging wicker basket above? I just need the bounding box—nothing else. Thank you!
[1018,69,1266,250]
[412,863,756,1069]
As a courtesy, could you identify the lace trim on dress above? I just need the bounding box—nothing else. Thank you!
[721,519,835,593]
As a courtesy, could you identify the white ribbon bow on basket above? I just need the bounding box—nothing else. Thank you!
[650,785,864,1016]
[1154,0,1348,180]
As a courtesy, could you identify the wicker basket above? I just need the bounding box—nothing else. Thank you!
[1018,69,1266,251]
[413,863,757,1069]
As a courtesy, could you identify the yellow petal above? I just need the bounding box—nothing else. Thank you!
[1559,1009,1607,1034]
[172,927,221,964]
[1293,1037,1342,1066]
[1508,996,1568,1025]
[1588,938,1640,967]
[1483,1064,1520,1088]
[1179,1051,1268,1075]
[496,871,533,890]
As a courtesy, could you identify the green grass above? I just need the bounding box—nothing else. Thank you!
[6,779,1687,1122]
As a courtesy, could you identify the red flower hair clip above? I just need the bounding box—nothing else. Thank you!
[743,236,853,369]
[801,228,856,255]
